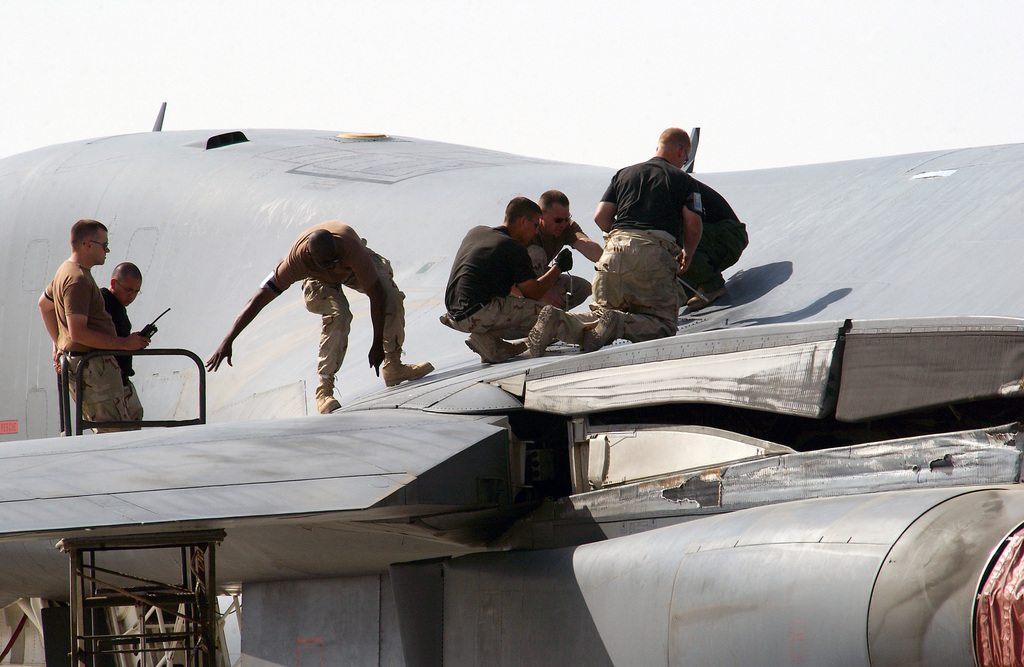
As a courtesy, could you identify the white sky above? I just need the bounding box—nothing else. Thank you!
[1,0,1021,173]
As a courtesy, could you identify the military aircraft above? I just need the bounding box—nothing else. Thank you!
[0,120,1023,665]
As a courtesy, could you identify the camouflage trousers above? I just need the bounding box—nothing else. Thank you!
[303,249,406,381]
[679,217,748,292]
[591,229,683,343]
[124,379,144,423]
[68,354,132,433]
[527,245,592,310]
[441,295,546,353]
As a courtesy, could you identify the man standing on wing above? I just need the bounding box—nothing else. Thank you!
[206,222,433,414]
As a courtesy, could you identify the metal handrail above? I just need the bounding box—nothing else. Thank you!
[59,349,207,436]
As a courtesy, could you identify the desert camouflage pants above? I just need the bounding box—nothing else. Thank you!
[527,245,592,310]
[124,379,144,423]
[679,217,748,292]
[303,249,406,381]
[68,354,132,433]
[591,229,682,342]
[440,295,546,353]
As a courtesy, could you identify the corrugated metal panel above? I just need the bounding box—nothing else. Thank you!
[524,338,837,417]
[836,318,1024,422]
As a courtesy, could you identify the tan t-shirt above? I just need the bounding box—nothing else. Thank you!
[526,221,589,276]
[45,260,117,352]
[270,221,358,291]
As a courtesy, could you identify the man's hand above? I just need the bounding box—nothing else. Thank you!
[677,250,691,274]
[554,247,573,272]
[124,333,150,351]
[368,340,385,376]
[206,339,233,372]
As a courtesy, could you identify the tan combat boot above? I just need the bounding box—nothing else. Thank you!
[381,354,435,387]
[581,309,621,353]
[315,377,341,414]
[528,305,560,357]
[466,334,528,364]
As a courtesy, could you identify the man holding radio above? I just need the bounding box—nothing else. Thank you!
[101,261,146,424]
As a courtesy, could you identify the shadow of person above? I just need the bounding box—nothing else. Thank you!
[722,261,794,308]
[730,288,853,327]
[677,261,795,326]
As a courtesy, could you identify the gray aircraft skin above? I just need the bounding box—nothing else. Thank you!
[1,127,1024,665]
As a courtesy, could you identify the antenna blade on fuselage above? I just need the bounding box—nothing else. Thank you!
[152,102,167,132]
[684,126,700,173]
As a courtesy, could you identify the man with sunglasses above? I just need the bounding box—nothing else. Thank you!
[524,190,603,310]
[39,219,150,432]
[206,221,433,414]
[101,262,146,424]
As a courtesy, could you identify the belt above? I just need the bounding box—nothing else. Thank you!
[450,302,484,322]
[66,351,90,357]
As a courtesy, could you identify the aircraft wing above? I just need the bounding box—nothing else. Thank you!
[0,411,514,537]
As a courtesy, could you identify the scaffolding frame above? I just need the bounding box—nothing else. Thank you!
[57,530,225,667]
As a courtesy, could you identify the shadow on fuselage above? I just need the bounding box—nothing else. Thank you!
[731,287,853,327]
[723,261,794,308]
[686,261,853,327]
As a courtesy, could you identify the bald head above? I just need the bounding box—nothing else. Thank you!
[305,229,340,269]
[656,128,692,168]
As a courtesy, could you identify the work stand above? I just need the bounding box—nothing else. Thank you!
[57,530,226,667]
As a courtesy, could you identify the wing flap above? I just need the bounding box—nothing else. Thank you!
[0,410,508,538]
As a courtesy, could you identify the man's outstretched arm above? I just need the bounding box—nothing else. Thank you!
[206,286,279,371]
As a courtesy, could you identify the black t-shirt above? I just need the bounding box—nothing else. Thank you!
[601,157,703,236]
[445,226,535,319]
[100,287,133,386]
[695,180,740,224]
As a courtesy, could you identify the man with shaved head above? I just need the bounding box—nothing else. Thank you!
[101,261,146,424]
[207,221,433,414]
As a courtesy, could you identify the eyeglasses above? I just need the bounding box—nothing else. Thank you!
[115,280,141,295]
[87,239,110,251]
[553,216,573,225]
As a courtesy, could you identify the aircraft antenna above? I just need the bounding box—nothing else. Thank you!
[684,127,700,173]
[152,102,167,132]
